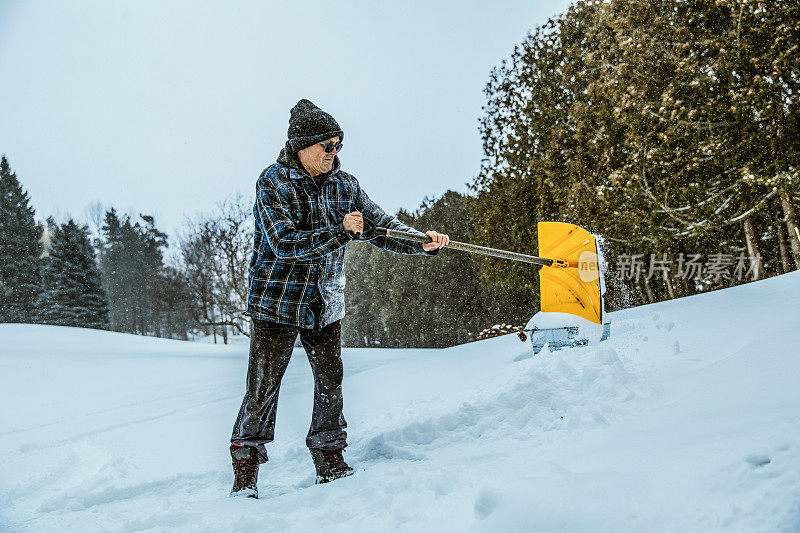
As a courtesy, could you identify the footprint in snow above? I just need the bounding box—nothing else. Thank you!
[745,454,771,468]
[744,443,791,470]
[474,487,502,520]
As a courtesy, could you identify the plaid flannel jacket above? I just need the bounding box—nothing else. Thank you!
[246,146,434,329]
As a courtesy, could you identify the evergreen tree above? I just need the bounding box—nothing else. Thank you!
[37,218,110,329]
[97,209,169,335]
[472,0,799,307]
[0,155,43,322]
[156,265,195,340]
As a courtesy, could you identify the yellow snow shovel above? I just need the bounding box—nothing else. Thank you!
[371,221,603,324]
[536,222,602,324]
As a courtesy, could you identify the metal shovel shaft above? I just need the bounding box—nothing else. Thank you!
[374,227,558,267]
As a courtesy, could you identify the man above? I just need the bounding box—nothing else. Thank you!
[229,99,449,498]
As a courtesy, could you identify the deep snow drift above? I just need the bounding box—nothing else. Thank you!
[1,272,799,532]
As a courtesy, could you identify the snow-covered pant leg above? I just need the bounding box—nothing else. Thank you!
[231,319,298,464]
[300,320,348,450]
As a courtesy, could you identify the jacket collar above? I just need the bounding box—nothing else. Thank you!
[277,142,342,184]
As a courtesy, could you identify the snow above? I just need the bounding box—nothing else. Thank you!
[2,272,800,532]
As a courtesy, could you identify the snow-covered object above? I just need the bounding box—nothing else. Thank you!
[476,323,523,340]
[525,311,609,353]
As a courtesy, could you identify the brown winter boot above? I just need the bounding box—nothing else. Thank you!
[230,444,259,498]
[309,447,354,484]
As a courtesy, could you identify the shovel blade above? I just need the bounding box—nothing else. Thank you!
[537,222,603,324]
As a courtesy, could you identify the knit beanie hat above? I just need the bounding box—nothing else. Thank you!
[287,99,344,154]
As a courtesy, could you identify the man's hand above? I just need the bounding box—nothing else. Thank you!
[342,211,364,236]
[423,230,450,252]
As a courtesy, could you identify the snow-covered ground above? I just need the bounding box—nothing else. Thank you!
[2,272,799,532]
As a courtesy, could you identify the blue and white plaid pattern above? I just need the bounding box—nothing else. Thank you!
[246,162,431,328]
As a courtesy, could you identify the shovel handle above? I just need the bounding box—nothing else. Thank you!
[373,227,561,267]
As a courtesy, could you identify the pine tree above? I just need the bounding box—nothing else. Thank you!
[37,218,110,329]
[97,209,169,335]
[0,155,43,322]
[157,265,195,340]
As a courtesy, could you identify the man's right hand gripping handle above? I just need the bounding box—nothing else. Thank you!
[342,211,363,238]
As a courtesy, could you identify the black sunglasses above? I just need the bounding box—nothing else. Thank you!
[318,141,343,153]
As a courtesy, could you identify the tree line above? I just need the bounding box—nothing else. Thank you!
[0,155,251,343]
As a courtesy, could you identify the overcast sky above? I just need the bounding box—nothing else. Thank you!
[0,1,570,240]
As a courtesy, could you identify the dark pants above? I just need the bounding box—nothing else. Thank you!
[231,318,347,464]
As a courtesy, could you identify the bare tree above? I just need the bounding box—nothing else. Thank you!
[84,200,106,237]
[209,194,253,338]
[179,194,253,343]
